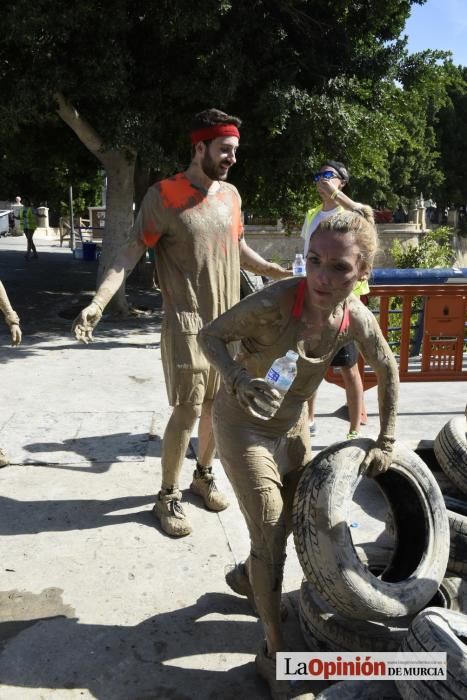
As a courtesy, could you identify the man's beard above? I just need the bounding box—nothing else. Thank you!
[201,150,228,181]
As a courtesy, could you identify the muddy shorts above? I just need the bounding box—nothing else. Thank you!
[213,391,312,608]
[330,341,358,368]
[161,313,220,406]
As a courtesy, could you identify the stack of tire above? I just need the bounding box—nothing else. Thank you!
[434,411,467,580]
[293,434,467,699]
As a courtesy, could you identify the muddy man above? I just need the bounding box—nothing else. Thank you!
[72,108,290,537]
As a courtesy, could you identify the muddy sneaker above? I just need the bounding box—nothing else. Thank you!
[255,642,314,700]
[225,562,288,621]
[190,466,229,512]
[152,489,192,537]
[226,562,256,607]
[0,448,9,468]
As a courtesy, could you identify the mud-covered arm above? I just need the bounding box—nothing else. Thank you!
[0,280,21,345]
[0,281,19,325]
[200,288,286,417]
[351,303,399,476]
[72,239,146,343]
[72,185,165,343]
[239,238,290,280]
[91,240,146,311]
[90,185,168,312]
[201,289,283,388]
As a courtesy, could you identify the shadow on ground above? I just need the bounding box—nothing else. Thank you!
[0,588,270,700]
[0,494,157,535]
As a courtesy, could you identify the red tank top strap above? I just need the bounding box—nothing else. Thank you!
[292,281,350,333]
[339,304,350,333]
[292,279,307,319]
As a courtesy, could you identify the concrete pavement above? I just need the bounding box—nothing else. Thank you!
[0,233,465,699]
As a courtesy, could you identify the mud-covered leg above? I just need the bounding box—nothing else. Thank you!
[153,403,201,537]
[190,399,229,511]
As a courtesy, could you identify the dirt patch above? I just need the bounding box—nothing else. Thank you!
[0,587,75,651]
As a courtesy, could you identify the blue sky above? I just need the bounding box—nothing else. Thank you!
[403,0,467,66]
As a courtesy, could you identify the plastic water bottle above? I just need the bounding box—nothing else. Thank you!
[261,350,299,418]
[292,253,306,276]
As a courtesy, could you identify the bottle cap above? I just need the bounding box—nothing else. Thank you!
[286,350,299,361]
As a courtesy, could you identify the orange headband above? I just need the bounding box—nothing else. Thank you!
[190,124,240,144]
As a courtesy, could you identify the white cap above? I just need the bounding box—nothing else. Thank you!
[286,350,299,361]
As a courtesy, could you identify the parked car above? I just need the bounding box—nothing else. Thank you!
[0,209,13,236]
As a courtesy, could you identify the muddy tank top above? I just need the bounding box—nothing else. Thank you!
[228,278,352,429]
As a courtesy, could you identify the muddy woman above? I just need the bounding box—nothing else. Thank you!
[199,210,399,700]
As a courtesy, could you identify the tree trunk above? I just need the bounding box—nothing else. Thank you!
[134,155,150,215]
[54,92,137,316]
[127,156,157,292]
[98,151,136,315]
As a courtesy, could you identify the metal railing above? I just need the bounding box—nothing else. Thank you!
[326,283,467,389]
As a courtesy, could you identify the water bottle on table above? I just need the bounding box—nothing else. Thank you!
[292,253,306,276]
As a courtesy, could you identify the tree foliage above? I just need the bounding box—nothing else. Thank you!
[5,0,467,292]
[3,0,462,295]
[0,119,102,213]
[0,1,433,210]
[390,226,455,268]
[433,64,467,207]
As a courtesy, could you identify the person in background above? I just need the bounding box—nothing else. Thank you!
[200,210,398,700]
[71,108,289,538]
[301,160,371,439]
[0,280,22,467]
[16,198,38,259]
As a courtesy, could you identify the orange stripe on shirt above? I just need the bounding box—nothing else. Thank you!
[143,230,162,248]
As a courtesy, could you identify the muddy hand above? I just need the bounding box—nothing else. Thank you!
[10,323,22,346]
[236,377,282,419]
[359,446,393,479]
[72,302,103,344]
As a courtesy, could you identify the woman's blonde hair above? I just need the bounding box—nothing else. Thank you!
[315,207,378,271]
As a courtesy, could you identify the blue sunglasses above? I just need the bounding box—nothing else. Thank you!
[313,170,342,182]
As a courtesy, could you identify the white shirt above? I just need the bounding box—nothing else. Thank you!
[301,206,341,256]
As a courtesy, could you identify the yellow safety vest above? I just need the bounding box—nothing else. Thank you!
[19,207,37,230]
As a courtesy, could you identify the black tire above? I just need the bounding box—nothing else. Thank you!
[435,574,467,612]
[444,496,467,576]
[299,579,409,652]
[396,607,467,700]
[434,416,467,495]
[433,470,465,500]
[293,439,450,620]
[354,543,394,570]
[299,576,465,653]
[240,268,264,298]
[316,680,401,699]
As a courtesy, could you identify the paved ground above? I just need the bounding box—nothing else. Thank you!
[0,233,465,699]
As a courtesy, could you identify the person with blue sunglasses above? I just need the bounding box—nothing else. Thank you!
[301,160,372,440]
